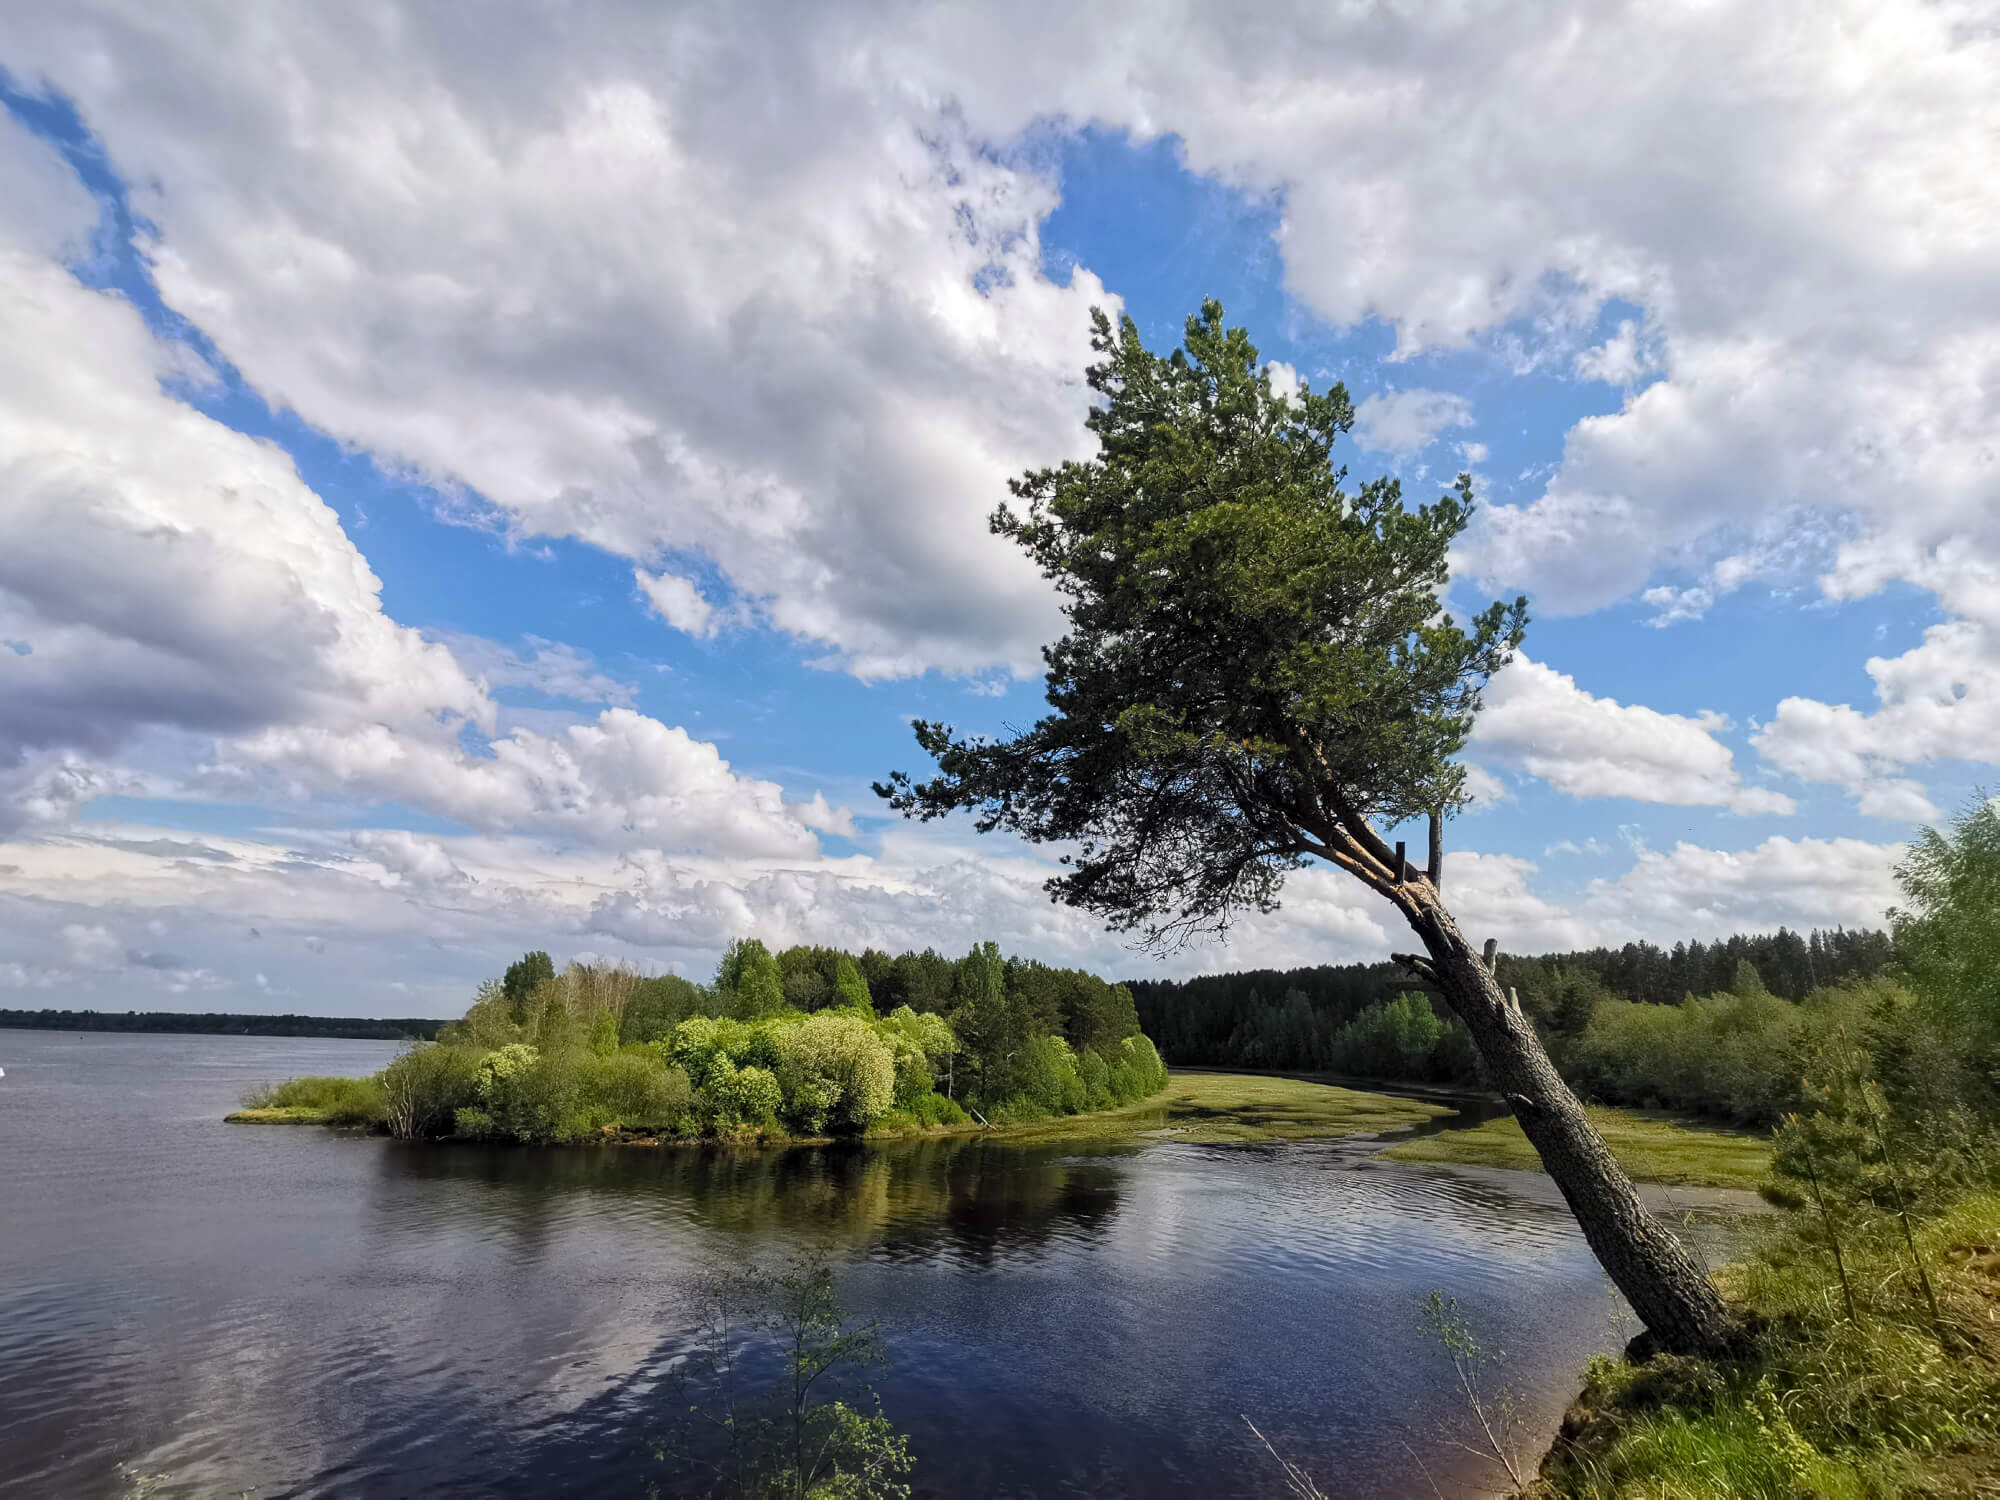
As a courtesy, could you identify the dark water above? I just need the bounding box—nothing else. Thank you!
[0,1031,1743,1499]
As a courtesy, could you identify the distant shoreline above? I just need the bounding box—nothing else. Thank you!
[0,1010,441,1042]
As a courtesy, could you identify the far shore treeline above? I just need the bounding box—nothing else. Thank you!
[0,1009,445,1041]
[238,940,1170,1145]
[1129,924,1898,1120]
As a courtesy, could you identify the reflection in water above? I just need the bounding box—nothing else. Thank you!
[0,1032,1745,1499]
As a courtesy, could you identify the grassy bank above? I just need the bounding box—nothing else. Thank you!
[228,1068,1447,1149]
[1532,1191,2000,1498]
[1378,1106,1773,1191]
[985,1069,1451,1146]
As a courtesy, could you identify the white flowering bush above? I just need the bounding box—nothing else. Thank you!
[775,1012,896,1134]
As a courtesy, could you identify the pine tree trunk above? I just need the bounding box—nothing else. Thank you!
[1403,890,1741,1359]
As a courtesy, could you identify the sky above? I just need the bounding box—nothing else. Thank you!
[0,2,1995,1017]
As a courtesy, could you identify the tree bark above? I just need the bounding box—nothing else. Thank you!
[1395,888,1741,1359]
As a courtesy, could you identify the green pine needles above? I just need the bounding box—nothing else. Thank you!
[879,301,1524,948]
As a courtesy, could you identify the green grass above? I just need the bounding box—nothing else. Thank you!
[1535,1192,2000,1498]
[987,1069,1451,1146]
[231,1075,385,1127]
[1379,1105,1773,1190]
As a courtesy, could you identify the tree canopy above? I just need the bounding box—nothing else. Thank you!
[878,301,1525,946]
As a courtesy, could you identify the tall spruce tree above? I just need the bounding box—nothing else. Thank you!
[879,302,1737,1356]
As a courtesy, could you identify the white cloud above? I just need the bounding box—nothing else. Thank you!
[1577,835,1903,943]
[7,2,1991,669]
[1473,656,1795,815]
[62,921,122,969]
[0,126,827,863]
[0,103,97,261]
[633,568,717,640]
[1460,763,1512,809]
[1574,319,1650,387]
[1753,614,2000,820]
[438,633,637,708]
[787,792,859,840]
[233,710,819,858]
[3,8,1116,681]
[1352,389,1473,458]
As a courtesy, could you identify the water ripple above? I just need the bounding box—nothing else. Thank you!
[0,1033,1750,1499]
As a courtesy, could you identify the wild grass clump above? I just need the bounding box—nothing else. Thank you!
[239,1074,385,1125]
[1539,1195,2000,1498]
[1381,1106,1774,1190]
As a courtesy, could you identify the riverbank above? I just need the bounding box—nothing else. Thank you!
[1378,1106,1773,1191]
[1528,1190,2000,1497]
[227,1068,1451,1149]
[995,1069,1451,1145]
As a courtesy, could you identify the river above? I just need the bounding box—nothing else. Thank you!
[0,1029,1750,1498]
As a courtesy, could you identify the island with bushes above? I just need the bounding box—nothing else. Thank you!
[230,938,1171,1145]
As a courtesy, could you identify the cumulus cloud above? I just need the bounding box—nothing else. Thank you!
[6,1,1991,661]
[3,6,1118,680]
[1577,835,1903,942]
[0,208,485,778]
[633,568,717,639]
[1438,835,1903,954]
[1352,389,1473,457]
[0,116,827,862]
[1262,360,1302,404]
[1,813,1899,1011]
[1472,656,1795,815]
[1574,319,1651,387]
[0,100,96,260]
[1754,614,2000,821]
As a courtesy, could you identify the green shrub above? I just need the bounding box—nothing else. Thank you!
[1077,1048,1111,1110]
[485,1047,586,1143]
[453,1106,496,1138]
[1325,992,1450,1080]
[884,1030,933,1108]
[578,1049,692,1132]
[1105,1034,1168,1104]
[378,1044,484,1139]
[774,1012,896,1134]
[1565,983,1886,1125]
[665,1016,779,1088]
[701,1056,783,1130]
[908,1091,969,1128]
[1014,1034,1087,1115]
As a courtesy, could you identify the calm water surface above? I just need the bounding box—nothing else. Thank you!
[0,1031,1742,1498]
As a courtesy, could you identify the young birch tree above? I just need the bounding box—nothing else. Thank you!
[877,302,1738,1357]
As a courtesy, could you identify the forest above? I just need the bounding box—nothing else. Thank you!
[1128,924,1898,1114]
[0,1008,445,1040]
[242,939,1168,1146]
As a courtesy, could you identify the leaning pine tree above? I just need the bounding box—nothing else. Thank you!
[878,302,1739,1358]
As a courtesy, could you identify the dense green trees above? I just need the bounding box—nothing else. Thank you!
[1126,925,1893,1084]
[307,940,1167,1146]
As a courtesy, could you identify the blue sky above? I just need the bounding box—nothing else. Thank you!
[0,5,1992,1014]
